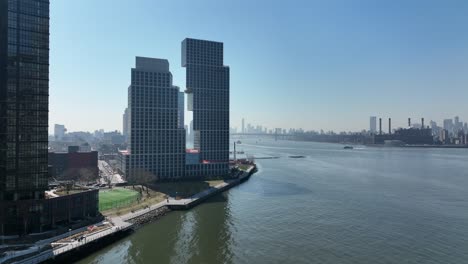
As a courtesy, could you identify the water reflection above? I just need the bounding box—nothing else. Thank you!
[184,193,233,264]
[78,193,233,264]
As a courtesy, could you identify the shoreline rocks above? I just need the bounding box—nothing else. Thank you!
[126,206,171,228]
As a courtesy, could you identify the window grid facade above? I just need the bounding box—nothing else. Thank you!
[0,0,49,201]
[182,38,230,176]
[128,57,185,181]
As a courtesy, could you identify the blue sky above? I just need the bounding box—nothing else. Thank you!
[49,0,468,133]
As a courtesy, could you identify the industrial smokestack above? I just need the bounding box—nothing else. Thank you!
[421,118,424,129]
[379,118,382,135]
[408,118,411,127]
[388,118,392,134]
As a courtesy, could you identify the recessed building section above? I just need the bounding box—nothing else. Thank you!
[177,90,185,129]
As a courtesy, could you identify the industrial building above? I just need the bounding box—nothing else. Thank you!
[372,118,434,145]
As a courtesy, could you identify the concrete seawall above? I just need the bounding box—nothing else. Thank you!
[168,166,256,211]
[127,206,171,227]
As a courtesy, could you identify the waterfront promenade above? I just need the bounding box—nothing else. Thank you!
[6,166,255,264]
[119,166,253,221]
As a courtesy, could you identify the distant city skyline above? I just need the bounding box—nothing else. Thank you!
[49,0,468,132]
[54,114,468,136]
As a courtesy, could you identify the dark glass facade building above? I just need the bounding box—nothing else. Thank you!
[128,57,186,180]
[0,1,102,237]
[182,38,230,177]
[0,0,49,202]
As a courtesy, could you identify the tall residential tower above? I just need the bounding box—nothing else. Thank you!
[127,57,185,180]
[0,0,49,202]
[182,38,230,177]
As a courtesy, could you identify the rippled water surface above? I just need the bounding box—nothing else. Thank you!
[78,138,468,264]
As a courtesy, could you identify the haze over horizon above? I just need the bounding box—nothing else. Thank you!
[49,0,468,133]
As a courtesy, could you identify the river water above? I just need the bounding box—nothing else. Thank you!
[78,138,468,264]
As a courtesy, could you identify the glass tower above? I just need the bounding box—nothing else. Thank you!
[0,0,49,201]
[182,38,230,176]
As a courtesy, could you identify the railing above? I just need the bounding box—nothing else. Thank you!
[16,226,123,264]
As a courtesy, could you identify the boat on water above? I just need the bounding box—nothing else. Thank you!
[343,146,354,149]
[289,155,305,158]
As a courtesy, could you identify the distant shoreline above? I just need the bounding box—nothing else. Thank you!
[365,144,468,149]
[401,145,468,149]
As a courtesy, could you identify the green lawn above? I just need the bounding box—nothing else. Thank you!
[238,164,251,171]
[99,188,140,211]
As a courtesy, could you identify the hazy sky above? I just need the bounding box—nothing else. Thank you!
[49,0,468,133]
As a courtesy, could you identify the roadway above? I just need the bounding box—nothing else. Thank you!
[98,160,125,185]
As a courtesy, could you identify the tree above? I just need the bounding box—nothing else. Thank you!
[78,167,98,185]
[128,168,155,195]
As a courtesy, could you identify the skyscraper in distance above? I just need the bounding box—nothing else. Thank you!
[454,116,460,132]
[242,118,245,133]
[54,124,66,141]
[369,116,377,133]
[123,108,129,142]
[183,38,230,177]
[443,119,453,135]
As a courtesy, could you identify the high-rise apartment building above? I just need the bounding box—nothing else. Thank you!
[454,116,461,133]
[54,124,66,141]
[128,57,185,180]
[182,38,230,176]
[1,0,50,201]
[369,116,377,133]
[443,119,453,135]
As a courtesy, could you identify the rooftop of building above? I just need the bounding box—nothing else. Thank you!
[46,184,97,198]
[134,56,169,72]
[182,37,224,45]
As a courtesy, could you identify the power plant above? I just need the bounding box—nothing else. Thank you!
[371,117,433,145]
